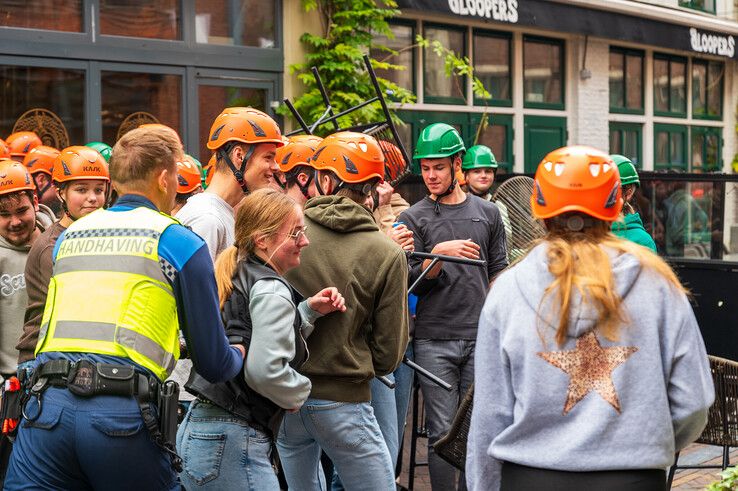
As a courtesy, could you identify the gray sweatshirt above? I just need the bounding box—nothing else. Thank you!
[467,243,714,490]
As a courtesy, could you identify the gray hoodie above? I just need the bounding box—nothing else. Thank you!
[0,204,55,374]
[467,242,714,490]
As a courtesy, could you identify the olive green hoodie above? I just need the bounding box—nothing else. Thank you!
[285,195,409,402]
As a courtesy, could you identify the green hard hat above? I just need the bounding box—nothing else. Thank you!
[610,154,639,187]
[462,145,497,171]
[85,142,113,163]
[413,123,465,160]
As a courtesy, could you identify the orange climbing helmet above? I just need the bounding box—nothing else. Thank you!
[0,139,10,160]
[0,160,35,196]
[207,107,284,151]
[531,145,623,222]
[23,146,60,176]
[177,155,203,194]
[6,132,42,158]
[52,146,110,184]
[311,132,385,184]
[277,135,323,174]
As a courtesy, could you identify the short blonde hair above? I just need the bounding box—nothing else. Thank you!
[110,126,183,186]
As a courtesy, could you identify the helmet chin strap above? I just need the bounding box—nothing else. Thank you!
[219,144,254,194]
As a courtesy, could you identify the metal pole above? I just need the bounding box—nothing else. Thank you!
[311,66,340,131]
[283,98,311,135]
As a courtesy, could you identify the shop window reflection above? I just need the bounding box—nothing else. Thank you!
[0,0,82,32]
[102,72,181,144]
[198,86,266,160]
[0,65,85,147]
[195,0,275,47]
[100,0,181,40]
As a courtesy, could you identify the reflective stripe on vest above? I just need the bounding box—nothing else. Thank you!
[35,207,180,381]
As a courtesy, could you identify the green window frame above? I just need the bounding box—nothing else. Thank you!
[473,30,512,107]
[692,59,723,120]
[679,0,716,13]
[609,47,644,114]
[608,122,642,167]
[470,113,513,172]
[653,53,687,118]
[523,35,565,110]
[691,126,722,172]
[370,20,416,99]
[422,23,467,105]
[654,123,688,170]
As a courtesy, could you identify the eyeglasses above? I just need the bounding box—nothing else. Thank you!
[284,226,308,243]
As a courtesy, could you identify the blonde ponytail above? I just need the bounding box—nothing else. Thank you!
[214,246,239,309]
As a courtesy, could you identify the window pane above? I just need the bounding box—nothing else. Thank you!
[0,0,82,32]
[671,131,685,164]
[610,129,622,154]
[524,39,563,105]
[692,62,707,117]
[100,0,181,40]
[609,52,624,109]
[478,123,507,166]
[195,0,275,47]
[0,65,85,147]
[371,24,414,93]
[670,60,686,114]
[655,131,668,164]
[424,27,465,100]
[625,54,642,109]
[691,132,705,171]
[198,85,266,160]
[653,59,669,113]
[474,34,511,102]
[102,72,181,144]
[623,130,639,165]
[705,133,720,170]
[707,62,723,117]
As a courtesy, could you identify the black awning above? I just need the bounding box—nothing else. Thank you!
[397,0,736,59]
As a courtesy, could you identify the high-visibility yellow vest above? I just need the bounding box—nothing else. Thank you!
[35,206,181,381]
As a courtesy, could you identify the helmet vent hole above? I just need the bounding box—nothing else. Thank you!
[589,163,600,177]
[543,161,553,172]
[347,142,358,150]
[358,142,368,152]
[554,163,565,176]
[603,163,611,173]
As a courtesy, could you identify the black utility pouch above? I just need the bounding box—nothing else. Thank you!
[158,381,179,446]
[68,361,135,397]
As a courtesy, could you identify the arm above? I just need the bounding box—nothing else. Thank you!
[467,297,512,491]
[245,279,312,409]
[297,300,322,338]
[17,241,56,363]
[174,243,243,383]
[486,205,509,281]
[369,250,409,376]
[667,300,714,451]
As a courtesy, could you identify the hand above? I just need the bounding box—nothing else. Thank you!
[375,181,394,208]
[391,224,414,252]
[307,287,347,315]
[233,344,246,360]
[432,239,481,260]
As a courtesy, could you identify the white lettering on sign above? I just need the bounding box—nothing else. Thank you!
[690,28,735,58]
[448,0,519,23]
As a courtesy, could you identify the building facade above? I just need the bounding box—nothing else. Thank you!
[0,0,282,162]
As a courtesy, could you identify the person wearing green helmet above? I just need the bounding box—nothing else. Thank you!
[400,124,508,491]
[85,141,113,163]
[610,155,657,252]
[462,145,512,252]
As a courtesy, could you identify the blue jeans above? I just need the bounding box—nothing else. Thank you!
[277,398,394,491]
[5,387,178,490]
[414,339,475,491]
[176,400,279,490]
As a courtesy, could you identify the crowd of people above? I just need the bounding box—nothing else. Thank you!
[0,107,715,491]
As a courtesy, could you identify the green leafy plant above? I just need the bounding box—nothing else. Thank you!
[280,0,415,133]
[707,465,738,490]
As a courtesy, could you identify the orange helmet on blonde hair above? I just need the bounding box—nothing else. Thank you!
[277,135,323,174]
[0,139,10,160]
[207,107,283,151]
[52,146,110,184]
[311,132,385,184]
[0,160,35,196]
[531,145,622,222]
[177,155,203,194]
[6,132,42,158]
[23,146,60,176]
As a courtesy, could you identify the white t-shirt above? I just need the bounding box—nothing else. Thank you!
[171,191,235,400]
